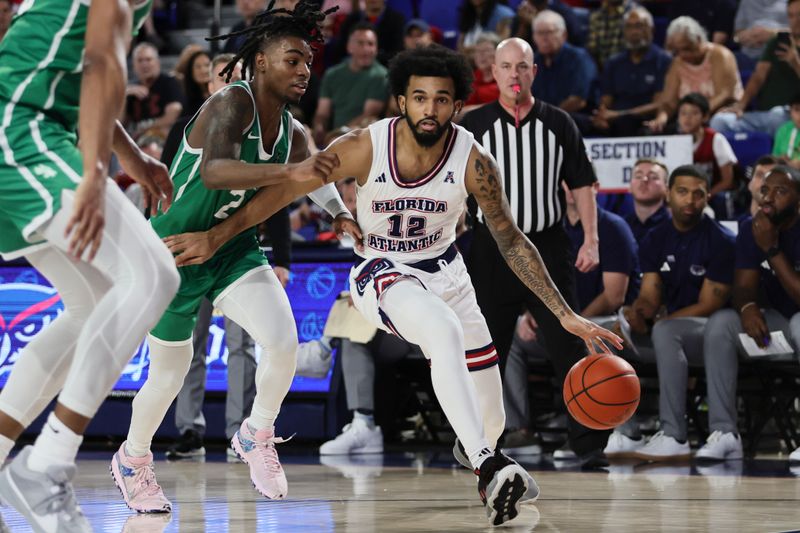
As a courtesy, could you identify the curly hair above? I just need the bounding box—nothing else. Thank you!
[207,0,335,82]
[388,45,474,102]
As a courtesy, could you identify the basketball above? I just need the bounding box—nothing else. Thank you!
[563,353,640,430]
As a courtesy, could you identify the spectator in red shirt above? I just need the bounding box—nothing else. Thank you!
[465,33,501,110]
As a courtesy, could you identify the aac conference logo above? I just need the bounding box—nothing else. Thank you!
[0,282,63,380]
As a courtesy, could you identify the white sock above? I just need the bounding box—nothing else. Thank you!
[247,405,278,432]
[470,446,494,471]
[125,440,150,458]
[353,411,375,428]
[0,433,15,465]
[245,418,274,436]
[27,412,83,473]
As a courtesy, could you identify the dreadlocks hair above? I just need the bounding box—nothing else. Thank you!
[388,44,474,102]
[207,0,335,83]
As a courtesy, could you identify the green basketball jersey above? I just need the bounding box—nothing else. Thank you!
[0,0,152,131]
[151,80,293,258]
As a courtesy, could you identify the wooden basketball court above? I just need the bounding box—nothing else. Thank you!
[2,450,798,532]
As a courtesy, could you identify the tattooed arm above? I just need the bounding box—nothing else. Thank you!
[465,144,623,352]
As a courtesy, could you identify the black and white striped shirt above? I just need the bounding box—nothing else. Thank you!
[460,99,595,234]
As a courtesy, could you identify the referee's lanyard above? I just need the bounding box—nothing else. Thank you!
[500,91,532,129]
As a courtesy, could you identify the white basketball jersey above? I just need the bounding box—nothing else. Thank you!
[356,117,475,264]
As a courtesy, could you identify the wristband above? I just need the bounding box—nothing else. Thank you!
[739,302,757,314]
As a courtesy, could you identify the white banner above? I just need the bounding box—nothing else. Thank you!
[585,135,693,192]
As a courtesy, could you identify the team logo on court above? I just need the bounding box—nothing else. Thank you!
[444,171,455,183]
[307,267,336,299]
[0,282,63,382]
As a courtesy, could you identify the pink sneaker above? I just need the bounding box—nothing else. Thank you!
[110,442,172,513]
[231,420,289,499]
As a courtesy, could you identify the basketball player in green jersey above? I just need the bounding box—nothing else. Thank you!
[110,1,359,512]
[0,1,184,532]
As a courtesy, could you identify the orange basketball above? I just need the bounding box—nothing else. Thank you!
[563,353,640,430]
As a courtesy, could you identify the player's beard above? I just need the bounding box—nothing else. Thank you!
[766,204,798,226]
[404,113,450,148]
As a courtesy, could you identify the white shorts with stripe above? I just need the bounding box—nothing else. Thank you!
[348,247,498,371]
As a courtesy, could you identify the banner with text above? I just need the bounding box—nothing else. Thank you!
[585,135,693,192]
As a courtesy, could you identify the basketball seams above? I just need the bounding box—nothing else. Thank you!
[564,353,640,430]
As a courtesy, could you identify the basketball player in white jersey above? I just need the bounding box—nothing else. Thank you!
[164,45,623,526]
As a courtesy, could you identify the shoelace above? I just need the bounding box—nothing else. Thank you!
[35,480,80,517]
[255,434,293,474]
[706,430,723,444]
[647,430,666,445]
[133,463,164,496]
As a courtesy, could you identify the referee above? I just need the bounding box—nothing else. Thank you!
[460,37,607,466]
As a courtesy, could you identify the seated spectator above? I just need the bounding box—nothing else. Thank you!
[181,50,211,117]
[624,158,671,244]
[592,6,671,137]
[586,0,639,69]
[464,33,501,110]
[511,0,584,47]
[699,165,800,462]
[531,10,597,113]
[337,0,405,66]
[734,0,789,62]
[313,23,388,147]
[773,92,800,168]
[667,0,737,45]
[0,0,12,43]
[124,42,184,140]
[677,93,738,218]
[711,0,800,137]
[458,0,515,51]
[743,155,781,219]
[223,0,267,53]
[647,17,742,133]
[564,182,641,317]
[319,331,419,454]
[403,19,433,50]
[608,165,736,460]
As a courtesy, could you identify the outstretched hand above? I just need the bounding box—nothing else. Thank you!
[332,214,364,252]
[163,230,221,267]
[560,312,624,354]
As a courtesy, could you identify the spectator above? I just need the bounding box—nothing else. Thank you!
[711,0,800,137]
[586,0,639,69]
[181,50,212,117]
[403,19,433,50]
[313,23,388,147]
[531,10,597,113]
[677,93,738,218]
[0,0,12,43]
[162,54,242,169]
[223,0,268,53]
[117,136,165,214]
[744,155,781,218]
[592,6,672,137]
[647,17,742,133]
[511,0,583,47]
[124,42,184,140]
[564,182,640,317]
[773,92,800,168]
[667,0,737,45]
[337,0,405,66]
[624,158,671,244]
[734,0,789,61]
[172,43,205,83]
[464,33,501,109]
[608,165,736,460]
[458,0,515,51]
[700,165,800,462]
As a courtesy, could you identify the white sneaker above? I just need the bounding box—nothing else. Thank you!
[790,447,800,463]
[603,432,645,458]
[634,431,691,461]
[319,419,383,455]
[552,443,576,460]
[695,431,743,461]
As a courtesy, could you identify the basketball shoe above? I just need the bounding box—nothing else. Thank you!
[788,447,800,463]
[165,430,205,460]
[603,431,645,458]
[634,431,691,461]
[695,431,743,461]
[230,420,288,499]
[320,418,383,455]
[110,443,171,513]
[453,438,539,503]
[476,451,528,526]
[0,446,91,532]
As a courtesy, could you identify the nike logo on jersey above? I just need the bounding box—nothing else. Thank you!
[247,131,260,140]
[375,172,386,183]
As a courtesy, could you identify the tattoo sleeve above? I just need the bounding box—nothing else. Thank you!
[469,151,571,319]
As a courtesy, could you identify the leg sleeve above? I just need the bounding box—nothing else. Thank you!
[174,298,213,436]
